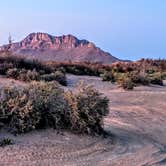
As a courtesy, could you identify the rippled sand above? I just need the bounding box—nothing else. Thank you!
[0,75,166,166]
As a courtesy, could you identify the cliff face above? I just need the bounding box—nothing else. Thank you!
[0,33,120,64]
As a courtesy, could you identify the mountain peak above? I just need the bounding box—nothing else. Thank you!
[0,32,120,64]
[19,33,93,50]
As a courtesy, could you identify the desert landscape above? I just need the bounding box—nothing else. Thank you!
[0,74,165,166]
[0,1,166,165]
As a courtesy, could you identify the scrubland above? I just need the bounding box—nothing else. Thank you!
[0,55,165,165]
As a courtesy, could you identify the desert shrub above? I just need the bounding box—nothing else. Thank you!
[38,70,46,75]
[120,78,134,90]
[18,69,40,82]
[117,74,134,90]
[112,64,124,73]
[0,87,20,124]
[129,72,150,85]
[65,66,84,75]
[8,94,41,133]
[65,83,109,135]
[0,55,53,73]
[6,67,66,86]
[113,72,124,82]
[49,62,102,76]
[53,71,67,86]
[101,71,115,82]
[0,138,14,147]
[0,82,65,133]
[0,62,14,75]
[17,69,30,81]
[40,71,67,86]
[28,81,70,129]
[161,72,166,79]
[26,69,40,81]
[0,81,109,135]
[147,69,155,74]
[147,73,163,85]
[114,72,150,87]
[0,87,40,133]
[6,68,19,79]
[0,82,69,133]
[6,68,40,82]
[137,75,150,85]
[40,73,55,82]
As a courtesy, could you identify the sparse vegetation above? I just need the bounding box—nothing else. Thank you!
[0,81,109,135]
[0,54,165,89]
[0,54,165,136]
[0,56,52,74]
[0,55,67,86]
[47,59,166,89]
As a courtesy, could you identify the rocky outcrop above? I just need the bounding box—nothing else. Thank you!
[0,33,120,64]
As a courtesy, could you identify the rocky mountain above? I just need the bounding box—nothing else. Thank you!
[0,33,120,64]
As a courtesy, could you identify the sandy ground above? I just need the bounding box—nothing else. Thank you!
[0,75,166,166]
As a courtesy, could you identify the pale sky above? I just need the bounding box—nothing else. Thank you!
[0,0,166,60]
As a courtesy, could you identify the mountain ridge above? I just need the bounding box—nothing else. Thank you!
[0,32,121,64]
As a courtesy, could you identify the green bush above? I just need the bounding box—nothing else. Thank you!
[40,71,67,86]
[0,82,69,133]
[28,81,70,129]
[0,81,109,135]
[18,69,40,82]
[147,73,163,85]
[0,87,41,133]
[6,68,66,86]
[101,71,115,82]
[65,83,109,135]
[8,94,41,133]
[0,87,20,124]
[6,68,40,82]
[51,62,101,76]
[129,72,149,85]
[26,69,40,81]
[53,71,67,86]
[117,75,134,90]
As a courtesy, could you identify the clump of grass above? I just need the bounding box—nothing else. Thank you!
[0,138,14,147]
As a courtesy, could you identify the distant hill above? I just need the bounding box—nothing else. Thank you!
[0,33,121,64]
